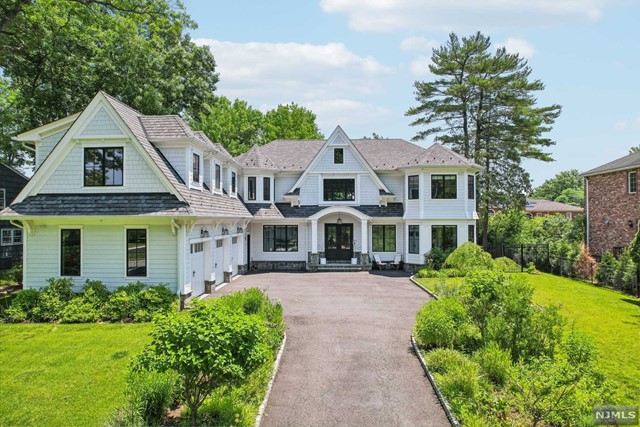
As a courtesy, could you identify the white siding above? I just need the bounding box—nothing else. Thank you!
[424,171,470,219]
[311,146,366,173]
[158,147,187,183]
[274,175,299,201]
[25,222,178,292]
[36,130,66,170]
[40,142,167,193]
[359,174,380,205]
[203,158,212,189]
[80,107,123,136]
[299,175,319,205]
[250,221,307,262]
[379,174,404,199]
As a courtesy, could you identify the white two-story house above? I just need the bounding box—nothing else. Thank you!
[1,92,480,298]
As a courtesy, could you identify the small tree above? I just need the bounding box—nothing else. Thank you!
[132,302,270,425]
[614,248,636,293]
[595,251,618,287]
[574,243,597,281]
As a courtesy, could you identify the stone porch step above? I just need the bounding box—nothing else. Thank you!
[317,264,367,272]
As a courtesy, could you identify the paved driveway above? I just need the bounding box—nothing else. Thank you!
[214,271,449,427]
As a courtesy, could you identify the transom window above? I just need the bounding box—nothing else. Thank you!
[248,177,257,200]
[408,225,420,254]
[216,240,223,248]
[408,175,419,200]
[191,242,204,253]
[468,175,475,199]
[432,225,457,251]
[334,148,344,164]
[629,171,637,193]
[61,228,81,276]
[432,175,457,199]
[372,225,396,252]
[192,153,200,183]
[1,229,22,246]
[127,229,147,277]
[323,179,355,201]
[84,147,123,186]
[0,189,5,209]
[263,225,298,252]
[231,171,237,193]
[215,164,222,190]
[263,177,271,200]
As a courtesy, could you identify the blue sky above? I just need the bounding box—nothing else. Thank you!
[183,0,640,186]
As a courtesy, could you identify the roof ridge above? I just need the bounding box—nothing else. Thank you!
[100,91,144,116]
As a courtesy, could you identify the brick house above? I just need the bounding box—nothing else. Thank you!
[525,199,583,220]
[583,152,640,256]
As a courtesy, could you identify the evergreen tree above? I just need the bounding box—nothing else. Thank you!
[407,32,561,247]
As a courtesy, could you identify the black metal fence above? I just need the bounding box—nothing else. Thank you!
[486,244,639,297]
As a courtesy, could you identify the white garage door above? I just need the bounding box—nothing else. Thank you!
[190,242,205,296]
[215,239,225,285]
[231,236,238,276]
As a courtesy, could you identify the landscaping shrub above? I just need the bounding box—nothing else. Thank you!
[416,268,440,278]
[525,261,540,275]
[124,370,179,426]
[473,342,512,386]
[135,285,176,322]
[494,257,519,273]
[436,359,482,402]
[614,248,637,293]
[424,348,470,375]
[595,251,618,287]
[424,247,450,270]
[440,268,466,278]
[3,288,39,322]
[414,298,470,349]
[444,242,495,273]
[574,243,597,280]
[31,277,75,322]
[60,298,100,323]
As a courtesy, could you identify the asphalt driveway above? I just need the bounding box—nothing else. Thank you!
[214,271,449,427]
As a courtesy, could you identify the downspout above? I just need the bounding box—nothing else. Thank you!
[10,220,30,235]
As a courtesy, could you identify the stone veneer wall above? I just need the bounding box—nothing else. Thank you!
[403,263,423,273]
[587,169,640,256]
[251,261,307,271]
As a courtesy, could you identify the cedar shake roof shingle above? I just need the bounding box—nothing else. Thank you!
[236,145,278,169]
[244,203,404,219]
[2,193,190,216]
[582,151,640,176]
[140,115,194,139]
[525,199,584,213]
[238,139,480,171]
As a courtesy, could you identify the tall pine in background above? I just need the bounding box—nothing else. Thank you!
[406,32,561,247]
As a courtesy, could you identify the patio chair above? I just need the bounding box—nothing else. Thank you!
[390,253,402,270]
[373,254,388,270]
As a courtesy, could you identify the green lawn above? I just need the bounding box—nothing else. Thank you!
[0,323,152,427]
[416,273,640,404]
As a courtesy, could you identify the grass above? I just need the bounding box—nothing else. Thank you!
[415,273,640,404]
[0,322,152,427]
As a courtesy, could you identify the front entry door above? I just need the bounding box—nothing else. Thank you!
[325,224,353,261]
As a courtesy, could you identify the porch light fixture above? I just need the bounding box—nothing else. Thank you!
[337,215,343,225]
[221,227,229,235]
[237,226,243,233]
[200,227,210,238]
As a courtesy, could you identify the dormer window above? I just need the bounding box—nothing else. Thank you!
[192,153,200,183]
[84,147,123,186]
[215,164,222,190]
[248,177,256,200]
[231,171,236,194]
[334,148,344,164]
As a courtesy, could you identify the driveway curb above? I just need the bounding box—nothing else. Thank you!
[409,275,460,427]
[255,333,287,427]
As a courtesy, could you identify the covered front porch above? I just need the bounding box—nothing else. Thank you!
[306,206,371,271]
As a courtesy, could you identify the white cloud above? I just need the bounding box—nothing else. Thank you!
[193,38,393,133]
[400,37,439,52]
[409,56,433,76]
[319,0,614,32]
[614,116,640,131]
[497,38,536,59]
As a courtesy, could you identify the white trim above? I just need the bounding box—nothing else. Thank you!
[628,171,637,194]
[14,113,80,142]
[124,226,149,279]
[58,226,83,278]
[308,205,371,221]
[0,228,22,246]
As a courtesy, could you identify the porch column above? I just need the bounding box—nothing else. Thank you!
[311,219,318,253]
[361,219,368,253]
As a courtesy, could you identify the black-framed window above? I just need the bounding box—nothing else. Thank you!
[372,225,396,252]
[231,171,236,193]
[629,171,637,193]
[0,189,5,209]
[215,164,222,190]
[468,175,475,199]
[408,175,419,199]
[248,177,257,200]
[61,229,81,276]
[408,225,420,254]
[84,147,123,186]
[126,229,147,277]
[468,224,475,243]
[263,225,298,252]
[323,179,355,201]
[192,153,200,183]
[263,177,271,200]
[432,225,457,251]
[334,148,344,164]
[432,175,457,199]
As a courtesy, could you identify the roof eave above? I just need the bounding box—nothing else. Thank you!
[582,164,640,177]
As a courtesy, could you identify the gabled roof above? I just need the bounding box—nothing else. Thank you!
[582,151,640,177]
[140,115,195,140]
[238,138,480,172]
[236,145,278,170]
[525,199,583,213]
[0,163,30,181]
